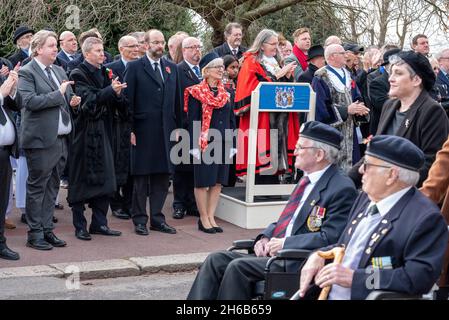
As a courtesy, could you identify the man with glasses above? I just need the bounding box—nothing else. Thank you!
[299,135,448,300]
[57,31,80,66]
[129,32,146,58]
[172,37,203,220]
[312,44,370,172]
[187,121,357,300]
[104,35,140,221]
[213,22,247,59]
[124,29,179,236]
[8,26,34,67]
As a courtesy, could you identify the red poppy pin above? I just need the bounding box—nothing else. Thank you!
[165,66,171,74]
[106,68,114,80]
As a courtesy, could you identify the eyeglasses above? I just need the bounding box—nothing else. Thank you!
[333,52,346,55]
[362,160,392,171]
[264,42,279,46]
[295,144,321,151]
[185,45,203,50]
[209,65,225,70]
[149,41,166,46]
[123,44,139,48]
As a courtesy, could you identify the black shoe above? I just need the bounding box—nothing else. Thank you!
[150,223,176,234]
[0,246,20,260]
[55,203,64,210]
[44,232,67,247]
[26,239,53,250]
[135,224,149,236]
[89,225,122,236]
[20,214,27,224]
[198,219,216,234]
[75,230,91,241]
[213,226,223,233]
[172,208,186,219]
[112,209,131,220]
[52,216,58,223]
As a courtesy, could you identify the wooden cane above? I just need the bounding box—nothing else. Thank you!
[317,246,346,300]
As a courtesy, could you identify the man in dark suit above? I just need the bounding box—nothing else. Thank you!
[18,30,80,250]
[172,36,203,220]
[187,122,357,300]
[0,68,20,260]
[435,48,449,116]
[213,22,247,59]
[105,35,140,220]
[368,48,401,135]
[57,31,80,70]
[299,135,448,300]
[297,45,325,84]
[124,29,179,236]
[8,26,34,68]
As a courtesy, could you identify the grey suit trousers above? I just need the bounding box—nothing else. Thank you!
[24,136,68,240]
[0,147,12,247]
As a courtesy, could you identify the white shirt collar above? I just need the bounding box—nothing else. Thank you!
[146,54,160,65]
[62,49,75,58]
[34,58,50,72]
[303,164,332,185]
[368,186,412,218]
[121,57,128,67]
[227,42,239,52]
[184,60,199,70]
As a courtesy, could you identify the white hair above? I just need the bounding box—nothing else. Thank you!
[324,44,343,61]
[397,167,420,186]
[435,48,449,61]
[310,140,339,164]
[182,37,201,48]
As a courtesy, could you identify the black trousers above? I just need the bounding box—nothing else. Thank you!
[131,174,169,227]
[0,147,12,248]
[110,175,133,214]
[187,250,283,300]
[172,170,197,213]
[71,195,109,232]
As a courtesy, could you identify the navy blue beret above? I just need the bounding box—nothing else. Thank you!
[394,50,435,92]
[199,51,220,71]
[300,121,343,149]
[365,135,424,171]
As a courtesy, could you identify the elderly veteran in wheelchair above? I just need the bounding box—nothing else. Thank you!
[187,121,357,300]
[298,135,448,300]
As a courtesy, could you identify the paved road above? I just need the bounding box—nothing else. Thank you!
[0,272,197,300]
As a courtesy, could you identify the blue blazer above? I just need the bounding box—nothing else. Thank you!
[320,188,448,300]
[124,55,179,175]
[257,164,357,272]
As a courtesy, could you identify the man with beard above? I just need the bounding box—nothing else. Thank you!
[124,29,179,236]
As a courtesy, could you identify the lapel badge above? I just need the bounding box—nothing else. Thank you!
[348,227,352,235]
[310,200,317,206]
[357,213,363,219]
[381,219,388,224]
[381,228,389,235]
[371,233,377,239]
[352,219,357,225]
[405,119,410,128]
[365,248,372,255]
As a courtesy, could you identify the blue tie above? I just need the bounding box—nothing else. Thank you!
[193,66,202,80]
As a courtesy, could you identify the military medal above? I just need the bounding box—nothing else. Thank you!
[307,206,326,232]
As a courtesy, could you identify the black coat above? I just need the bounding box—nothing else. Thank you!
[297,63,318,84]
[349,90,449,187]
[67,51,113,74]
[175,60,201,172]
[368,71,389,135]
[434,71,449,115]
[105,59,126,82]
[67,62,127,203]
[213,42,247,59]
[7,49,28,67]
[124,55,179,175]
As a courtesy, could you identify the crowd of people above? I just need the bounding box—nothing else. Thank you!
[1,22,449,300]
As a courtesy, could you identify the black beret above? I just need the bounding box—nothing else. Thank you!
[307,45,324,61]
[365,135,424,171]
[394,50,435,91]
[300,121,343,149]
[381,48,401,66]
[199,51,220,71]
[13,26,34,44]
[343,43,364,53]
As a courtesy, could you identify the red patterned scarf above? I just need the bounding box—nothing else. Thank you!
[292,44,308,71]
[184,80,230,151]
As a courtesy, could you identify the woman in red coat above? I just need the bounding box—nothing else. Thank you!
[234,29,299,183]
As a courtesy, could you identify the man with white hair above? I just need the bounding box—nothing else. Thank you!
[312,44,370,172]
[172,36,203,220]
[299,135,448,300]
[435,48,449,115]
[324,35,342,48]
[187,121,357,300]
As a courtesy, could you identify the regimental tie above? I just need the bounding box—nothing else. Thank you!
[272,176,311,238]
[45,66,70,125]
[153,62,164,83]
[193,65,202,81]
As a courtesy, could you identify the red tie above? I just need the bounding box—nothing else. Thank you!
[272,176,310,238]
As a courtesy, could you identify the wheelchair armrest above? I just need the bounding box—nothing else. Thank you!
[365,290,423,300]
[227,239,255,251]
[276,249,312,260]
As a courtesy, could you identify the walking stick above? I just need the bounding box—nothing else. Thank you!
[317,246,346,300]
